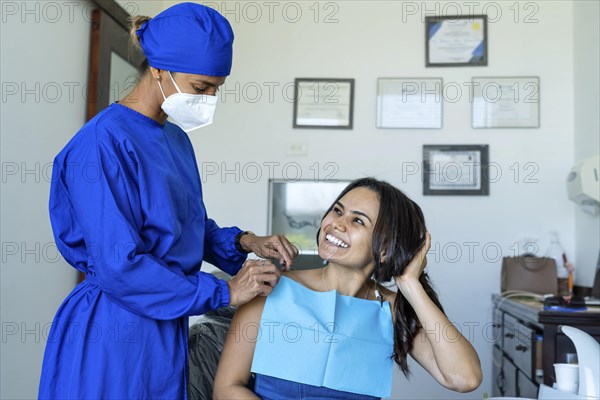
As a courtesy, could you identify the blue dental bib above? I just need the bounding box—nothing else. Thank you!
[251,276,394,398]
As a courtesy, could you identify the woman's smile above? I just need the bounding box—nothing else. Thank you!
[325,233,350,248]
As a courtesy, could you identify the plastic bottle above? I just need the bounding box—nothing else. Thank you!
[546,231,569,279]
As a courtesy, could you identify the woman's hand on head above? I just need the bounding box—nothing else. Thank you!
[240,234,299,270]
[227,259,281,306]
[394,232,431,293]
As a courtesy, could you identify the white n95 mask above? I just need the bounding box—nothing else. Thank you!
[158,71,217,132]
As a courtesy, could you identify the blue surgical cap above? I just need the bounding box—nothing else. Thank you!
[136,2,234,76]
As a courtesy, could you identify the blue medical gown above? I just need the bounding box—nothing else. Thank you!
[38,103,247,399]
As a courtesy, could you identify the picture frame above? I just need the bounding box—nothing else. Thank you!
[376,77,443,129]
[423,145,490,196]
[471,76,540,128]
[293,78,354,129]
[426,15,488,67]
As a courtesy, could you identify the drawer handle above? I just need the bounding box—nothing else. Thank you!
[515,345,528,352]
[505,333,514,339]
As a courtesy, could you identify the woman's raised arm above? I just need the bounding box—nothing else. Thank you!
[397,234,482,393]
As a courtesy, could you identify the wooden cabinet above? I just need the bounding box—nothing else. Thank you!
[492,295,600,397]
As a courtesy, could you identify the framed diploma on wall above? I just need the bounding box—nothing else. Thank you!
[423,144,490,196]
[376,78,443,129]
[426,15,488,67]
[293,78,354,129]
[471,77,540,128]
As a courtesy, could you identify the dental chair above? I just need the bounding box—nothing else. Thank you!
[187,270,235,400]
[187,303,237,400]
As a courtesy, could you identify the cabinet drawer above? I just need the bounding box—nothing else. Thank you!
[502,313,517,349]
[518,370,539,398]
[503,357,518,397]
[503,313,535,377]
[493,309,503,348]
[492,345,503,397]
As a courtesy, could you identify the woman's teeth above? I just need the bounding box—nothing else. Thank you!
[325,234,349,248]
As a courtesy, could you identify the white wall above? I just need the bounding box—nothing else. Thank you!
[183,1,580,398]
[1,0,597,398]
[573,0,600,286]
[116,0,165,18]
[0,1,163,398]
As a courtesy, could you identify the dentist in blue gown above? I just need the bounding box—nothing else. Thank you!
[38,3,297,398]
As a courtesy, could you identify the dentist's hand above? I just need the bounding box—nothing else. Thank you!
[239,234,299,270]
[227,259,281,306]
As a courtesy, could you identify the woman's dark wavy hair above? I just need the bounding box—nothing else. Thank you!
[318,177,445,377]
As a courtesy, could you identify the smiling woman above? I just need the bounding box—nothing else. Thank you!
[213,177,483,400]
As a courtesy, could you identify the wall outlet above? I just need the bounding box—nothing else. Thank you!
[287,141,308,156]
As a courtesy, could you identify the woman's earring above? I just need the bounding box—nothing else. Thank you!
[322,259,328,266]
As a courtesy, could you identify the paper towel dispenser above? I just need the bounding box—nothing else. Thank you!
[567,155,600,215]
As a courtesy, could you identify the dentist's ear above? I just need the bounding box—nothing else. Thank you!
[150,67,162,81]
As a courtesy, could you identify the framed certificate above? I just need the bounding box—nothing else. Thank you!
[293,78,354,129]
[376,78,443,129]
[423,144,490,196]
[426,15,488,67]
[472,77,540,128]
